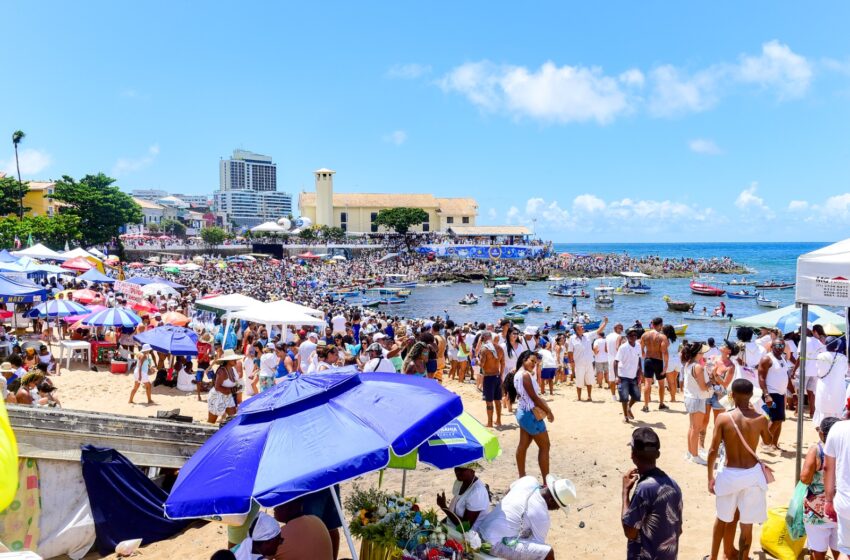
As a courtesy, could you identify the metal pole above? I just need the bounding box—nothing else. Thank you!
[845,308,849,360]
[330,486,359,560]
[401,470,407,496]
[795,304,809,482]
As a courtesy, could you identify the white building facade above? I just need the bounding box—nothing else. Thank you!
[214,149,292,229]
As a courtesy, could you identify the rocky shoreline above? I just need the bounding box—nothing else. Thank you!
[420,266,750,284]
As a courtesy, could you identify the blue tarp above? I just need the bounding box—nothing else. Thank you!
[80,445,190,555]
[0,250,18,263]
[135,325,198,356]
[126,276,184,288]
[79,268,115,284]
[0,274,48,303]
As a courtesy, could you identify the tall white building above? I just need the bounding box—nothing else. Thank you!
[214,149,292,228]
[219,149,277,192]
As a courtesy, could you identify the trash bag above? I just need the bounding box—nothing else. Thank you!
[761,506,805,560]
[785,481,808,540]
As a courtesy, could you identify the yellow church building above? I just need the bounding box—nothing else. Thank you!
[298,168,478,233]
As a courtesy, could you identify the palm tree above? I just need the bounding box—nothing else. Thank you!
[12,130,25,219]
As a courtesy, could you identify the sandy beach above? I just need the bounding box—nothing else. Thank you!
[42,358,816,560]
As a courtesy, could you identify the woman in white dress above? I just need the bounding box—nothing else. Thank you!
[207,349,240,424]
[128,344,155,405]
[436,463,490,528]
[812,337,848,428]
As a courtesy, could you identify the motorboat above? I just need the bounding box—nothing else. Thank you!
[755,280,795,290]
[727,277,757,286]
[563,312,601,331]
[494,284,514,299]
[384,297,406,304]
[594,286,614,308]
[549,284,590,298]
[492,297,509,307]
[727,290,757,299]
[509,304,530,315]
[458,295,479,305]
[358,299,383,308]
[528,300,546,312]
[503,311,526,323]
[484,276,510,295]
[383,274,418,289]
[663,295,695,312]
[690,280,726,297]
[756,293,781,308]
[617,272,652,295]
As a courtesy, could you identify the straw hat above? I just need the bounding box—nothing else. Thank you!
[199,332,214,344]
[215,349,241,363]
[0,362,13,374]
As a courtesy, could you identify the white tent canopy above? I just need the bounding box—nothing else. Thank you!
[796,238,850,307]
[194,293,262,313]
[61,247,96,260]
[264,299,324,318]
[229,306,326,328]
[12,243,68,261]
[731,304,846,330]
[250,221,288,233]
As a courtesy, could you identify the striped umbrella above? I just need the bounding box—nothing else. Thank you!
[25,299,90,318]
[82,307,142,328]
[71,289,103,304]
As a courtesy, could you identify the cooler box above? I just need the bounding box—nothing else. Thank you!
[110,360,128,374]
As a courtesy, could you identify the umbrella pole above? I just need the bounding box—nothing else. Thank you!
[795,304,809,482]
[401,470,407,496]
[330,487,359,560]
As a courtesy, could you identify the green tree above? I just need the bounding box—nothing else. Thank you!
[0,176,29,216]
[12,130,26,218]
[146,223,161,234]
[200,226,226,246]
[373,207,429,235]
[298,227,316,241]
[160,218,186,236]
[0,214,81,249]
[52,173,143,245]
[320,225,345,240]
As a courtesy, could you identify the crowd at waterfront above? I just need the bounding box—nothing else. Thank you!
[558,253,746,277]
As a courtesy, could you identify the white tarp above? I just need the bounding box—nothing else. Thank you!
[193,294,262,313]
[36,459,95,560]
[11,244,68,261]
[796,238,850,307]
[229,305,325,328]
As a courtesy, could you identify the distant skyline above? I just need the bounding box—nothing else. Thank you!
[3,2,850,242]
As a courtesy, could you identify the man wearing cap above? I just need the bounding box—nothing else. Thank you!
[569,317,608,402]
[622,427,682,560]
[362,343,394,372]
[476,474,575,560]
[298,332,318,373]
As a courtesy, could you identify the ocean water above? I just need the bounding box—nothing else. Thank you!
[381,242,832,341]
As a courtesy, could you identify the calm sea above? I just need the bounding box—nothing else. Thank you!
[382,242,832,341]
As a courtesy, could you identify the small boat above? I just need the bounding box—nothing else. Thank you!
[527,300,546,312]
[563,313,601,330]
[384,274,418,289]
[727,277,757,286]
[547,275,565,282]
[549,285,590,298]
[458,295,479,305]
[509,304,530,315]
[681,312,730,322]
[755,280,795,290]
[663,295,695,312]
[690,280,726,297]
[594,286,615,308]
[503,311,526,323]
[359,299,382,308]
[674,324,688,337]
[384,297,406,304]
[492,297,509,307]
[494,284,514,299]
[617,272,652,295]
[484,277,510,295]
[756,293,781,308]
[727,290,757,299]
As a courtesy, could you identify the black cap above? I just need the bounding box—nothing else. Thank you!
[629,427,661,452]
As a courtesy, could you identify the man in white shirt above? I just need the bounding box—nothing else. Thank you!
[824,419,850,556]
[298,332,318,373]
[476,474,575,560]
[704,338,721,361]
[614,329,643,423]
[592,331,609,391]
[605,324,624,400]
[257,343,279,392]
[793,326,826,419]
[362,343,395,372]
[331,313,347,336]
[569,318,608,402]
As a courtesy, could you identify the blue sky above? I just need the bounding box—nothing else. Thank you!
[3,1,850,242]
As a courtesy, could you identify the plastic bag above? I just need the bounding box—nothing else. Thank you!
[115,538,142,556]
[785,481,808,540]
[760,507,805,560]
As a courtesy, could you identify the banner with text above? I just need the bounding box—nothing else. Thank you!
[419,245,546,260]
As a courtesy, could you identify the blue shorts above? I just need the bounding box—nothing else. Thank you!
[541,367,556,380]
[482,375,503,402]
[302,486,342,530]
[618,377,640,402]
[194,370,215,383]
[426,359,438,374]
[767,393,786,422]
[516,408,546,435]
[707,393,725,410]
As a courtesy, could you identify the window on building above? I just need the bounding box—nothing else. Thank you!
[340,212,347,223]
[341,223,347,232]
[370,212,378,222]
[447,217,454,224]
[371,223,378,233]
[422,223,430,232]
[462,216,470,224]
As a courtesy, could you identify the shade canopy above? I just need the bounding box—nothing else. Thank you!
[193,293,262,314]
[61,247,96,260]
[389,411,501,470]
[264,299,323,318]
[78,268,115,284]
[731,304,847,331]
[134,325,198,356]
[164,370,462,519]
[161,311,190,326]
[796,239,850,307]
[141,283,179,297]
[229,306,325,328]
[83,307,142,328]
[126,276,184,288]
[0,275,48,303]
[61,256,95,271]
[0,250,18,263]
[12,243,68,261]
[70,289,103,304]
[250,221,288,233]
[25,299,90,318]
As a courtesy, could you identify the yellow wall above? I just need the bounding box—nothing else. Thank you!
[300,199,474,233]
[23,189,54,217]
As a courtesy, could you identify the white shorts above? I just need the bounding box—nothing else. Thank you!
[490,540,552,560]
[839,514,850,555]
[714,466,767,524]
[574,362,595,387]
[804,521,838,553]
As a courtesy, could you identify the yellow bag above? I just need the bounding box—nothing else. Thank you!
[0,400,18,511]
[760,506,805,560]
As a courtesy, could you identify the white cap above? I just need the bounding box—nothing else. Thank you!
[307,332,318,340]
[373,333,386,341]
[545,474,577,511]
[523,326,538,336]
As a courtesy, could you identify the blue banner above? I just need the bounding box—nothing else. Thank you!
[419,245,546,260]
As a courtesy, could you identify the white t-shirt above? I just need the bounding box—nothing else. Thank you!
[449,478,490,519]
[500,341,520,377]
[744,341,764,369]
[331,315,346,334]
[765,353,789,395]
[538,348,557,369]
[298,340,317,371]
[259,352,278,379]
[824,420,850,517]
[592,337,608,362]
[683,362,711,400]
[477,476,549,545]
[569,334,594,366]
[362,357,395,373]
[605,332,622,366]
[614,343,641,379]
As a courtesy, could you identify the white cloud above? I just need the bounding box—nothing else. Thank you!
[573,194,606,213]
[822,194,850,219]
[382,130,407,146]
[688,138,723,155]
[440,60,636,124]
[788,200,809,211]
[387,63,432,79]
[734,182,774,217]
[487,207,498,220]
[648,65,723,116]
[736,40,812,99]
[1,148,52,177]
[112,144,159,176]
[619,69,645,88]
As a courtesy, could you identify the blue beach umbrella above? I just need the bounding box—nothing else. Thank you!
[82,307,142,328]
[78,268,115,284]
[164,368,462,520]
[776,308,824,333]
[392,411,501,470]
[134,325,199,356]
[25,299,90,318]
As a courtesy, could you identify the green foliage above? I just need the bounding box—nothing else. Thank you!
[317,225,345,240]
[146,223,161,234]
[52,173,142,245]
[298,227,316,241]
[0,176,29,216]
[0,214,81,250]
[200,226,226,245]
[160,218,186,236]
[373,207,429,235]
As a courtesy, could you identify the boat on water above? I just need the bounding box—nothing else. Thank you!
[690,280,726,297]
[756,293,781,308]
[755,280,795,290]
[528,300,546,312]
[615,272,652,295]
[727,277,757,286]
[494,284,514,299]
[549,284,591,298]
[358,299,383,308]
[663,295,695,312]
[503,311,526,323]
[383,297,406,304]
[594,286,615,308]
[680,312,731,322]
[365,287,409,297]
[484,277,510,295]
[509,304,530,315]
[727,290,757,299]
[383,274,418,289]
[674,324,688,337]
[563,312,601,330]
[547,275,565,282]
[492,297,509,307]
[458,295,479,305]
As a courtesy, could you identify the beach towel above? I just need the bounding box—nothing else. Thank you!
[36,458,95,560]
[80,445,190,554]
[0,458,40,553]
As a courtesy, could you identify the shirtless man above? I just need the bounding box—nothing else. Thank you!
[432,322,447,383]
[639,317,669,412]
[707,379,772,560]
[478,331,505,427]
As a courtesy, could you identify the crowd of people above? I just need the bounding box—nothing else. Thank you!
[558,253,745,277]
